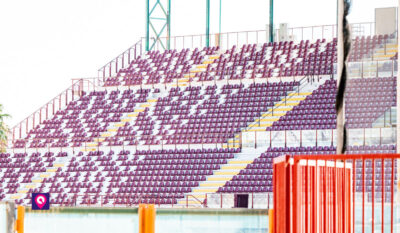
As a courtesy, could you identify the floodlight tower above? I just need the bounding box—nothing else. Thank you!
[145,0,171,51]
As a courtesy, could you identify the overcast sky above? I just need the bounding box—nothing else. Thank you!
[0,0,397,128]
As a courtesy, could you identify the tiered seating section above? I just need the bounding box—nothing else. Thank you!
[0,151,66,202]
[106,39,337,87]
[345,76,396,128]
[349,34,393,61]
[269,78,336,130]
[3,35,398,206]
[218,146,336,193]
[14,89,157,148]
[2,148,238,206]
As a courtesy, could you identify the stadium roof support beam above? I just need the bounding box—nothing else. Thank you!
[146,0,171,51]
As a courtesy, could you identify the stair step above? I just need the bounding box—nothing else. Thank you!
[228,160,253,164]
[199,183,225,187]
[178,200,204,205]
[262,112,286,117]
[209,55,220,59]
[94,138,105,142]
[288,92,312,96]
[375,49,397,54]
[207,177,232,181]
[101,133,112,137]
[39,174,51,178]
[193,188,218,193]
[243,128,267,132]
[184,73,196,78]
[24,184,37,189]
[275,102,300,106]
[221,165,247,170]
[222,145,240,149]
[114,123,125,127]
[214,171,240,175]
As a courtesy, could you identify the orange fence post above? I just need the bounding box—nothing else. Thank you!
[139,204,145,233]
[139,204,155,233]
[15,206,25,233]
[269,209,274,233]
[145,204,155,233]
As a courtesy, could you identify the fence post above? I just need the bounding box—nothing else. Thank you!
[220,193,222,208]
[251,193,254,209]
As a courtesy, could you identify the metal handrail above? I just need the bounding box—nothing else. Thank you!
[9,78,102,142]
[186,194,206,208]
[96,22,375,81]
[98,39,144,81]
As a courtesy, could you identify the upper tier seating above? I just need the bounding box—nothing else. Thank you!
[105,39,337,87]
[345,76,396,128]
[348,34,394,62]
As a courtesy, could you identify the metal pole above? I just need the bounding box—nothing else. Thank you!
[269,0,274,42]
[206,0,210,47]
[145,0,150,51]
[167,0,171,50]
[219,0,222,36]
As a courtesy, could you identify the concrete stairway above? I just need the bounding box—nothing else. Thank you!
[82,93,163,152]
[177,54,220,86]
[177,147,266,207]
[372,40,397,61]
[224,76,331,148]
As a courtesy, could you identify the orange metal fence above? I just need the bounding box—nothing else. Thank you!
[273,154,399,233]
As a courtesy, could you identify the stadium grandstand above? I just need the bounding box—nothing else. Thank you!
[0,0,399,232]
[2,30,397,207]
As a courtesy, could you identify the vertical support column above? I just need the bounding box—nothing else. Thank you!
[396,1,400,212]
[167,0,171,50]
[206,0,210,47]
[269,0,274,42]
[336,0,345,154]
[218,0,222,47]
[145,0,150,51]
